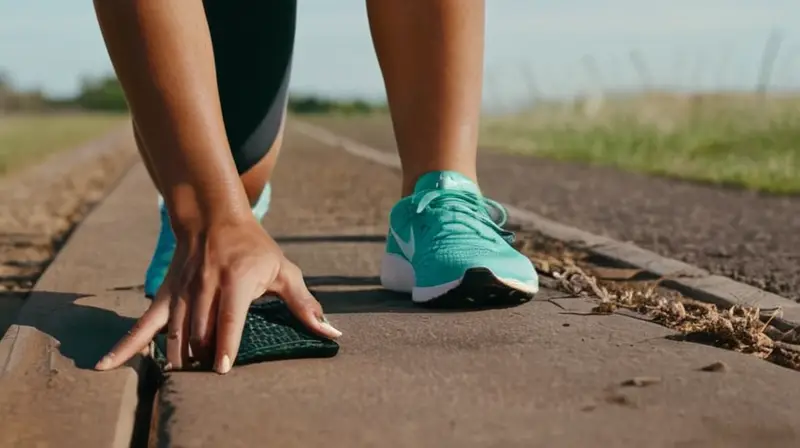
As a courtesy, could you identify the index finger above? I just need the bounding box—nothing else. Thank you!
[95,298,169,371]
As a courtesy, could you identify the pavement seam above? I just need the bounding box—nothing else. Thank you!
[291,120,800,331]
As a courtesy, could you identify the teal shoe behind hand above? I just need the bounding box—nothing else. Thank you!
[381,171,538,308]
[143,183,272,298]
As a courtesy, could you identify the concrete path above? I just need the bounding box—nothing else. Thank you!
[2,124,800,447]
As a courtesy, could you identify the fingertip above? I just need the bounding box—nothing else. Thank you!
[308,314,342,339]
[319,321,343,339]
[94,353,116,371]
[215,354,232,375]
[319,314,343,338]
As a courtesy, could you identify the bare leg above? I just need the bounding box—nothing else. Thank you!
[240,115,284,206]
[366,0,485,195]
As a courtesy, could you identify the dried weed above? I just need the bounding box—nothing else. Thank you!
[516,234,800,372]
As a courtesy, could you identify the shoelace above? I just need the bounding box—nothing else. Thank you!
[413,189,516,245]
[483,197,509,228]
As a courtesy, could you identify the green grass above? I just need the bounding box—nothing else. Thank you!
[481,93,800,194]
[0,113,127,176]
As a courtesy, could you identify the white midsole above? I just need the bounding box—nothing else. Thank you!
[379,252,539,303]
[379,252,414,293]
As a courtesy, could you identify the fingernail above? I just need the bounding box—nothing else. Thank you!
[320,321,343,339]
[216,354,232,375]
[95,353,115,370]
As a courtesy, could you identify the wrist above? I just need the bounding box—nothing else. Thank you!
[164,183,253,239]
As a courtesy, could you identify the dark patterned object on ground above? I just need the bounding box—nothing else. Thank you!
[152,299,339,369]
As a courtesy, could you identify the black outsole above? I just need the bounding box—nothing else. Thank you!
[416,267,536,310]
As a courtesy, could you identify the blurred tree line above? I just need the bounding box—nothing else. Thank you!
[0,70,386,115]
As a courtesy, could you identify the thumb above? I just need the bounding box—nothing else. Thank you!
[271,261,342,340]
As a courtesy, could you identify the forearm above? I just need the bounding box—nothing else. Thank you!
[93,0,251,231]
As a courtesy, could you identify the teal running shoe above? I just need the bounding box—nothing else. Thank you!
[380,171,538,307]
[143,183,273,298]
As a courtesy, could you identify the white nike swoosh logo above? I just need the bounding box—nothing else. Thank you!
[390,226,415,261]
[441,177,471,190]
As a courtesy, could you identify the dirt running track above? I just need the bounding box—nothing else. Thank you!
[1,123,799,447]
[305,115,800,303]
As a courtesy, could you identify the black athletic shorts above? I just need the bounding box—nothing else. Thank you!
[204,0,296,174]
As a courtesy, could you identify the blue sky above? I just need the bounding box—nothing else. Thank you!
[1,0,798,109]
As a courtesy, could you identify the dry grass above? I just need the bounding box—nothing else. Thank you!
[0,112,127,176]
[515,232,800,371]
[481,92,800,194]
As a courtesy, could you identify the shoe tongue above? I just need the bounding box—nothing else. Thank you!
[413,171,481,195]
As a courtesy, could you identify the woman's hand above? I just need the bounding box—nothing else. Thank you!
[95,217,341,374]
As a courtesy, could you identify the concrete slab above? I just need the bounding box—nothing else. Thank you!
[0,163,156,448]
[156,129,800,448]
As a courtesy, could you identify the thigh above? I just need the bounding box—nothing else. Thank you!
[203,0,297,174]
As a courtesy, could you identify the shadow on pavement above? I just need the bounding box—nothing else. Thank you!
[309,276,489,314]
[304,275,381,287]
[0,292,26,341]
[10,281,483,369]
[309,275,537,314]
[312,287,425,314]
[12,291,138,370]
[275,234,386,244]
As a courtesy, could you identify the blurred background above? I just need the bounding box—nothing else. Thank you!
[1,0,798,192]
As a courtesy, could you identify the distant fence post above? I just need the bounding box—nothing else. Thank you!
[580,55,605,118]
[756,29,785,97]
